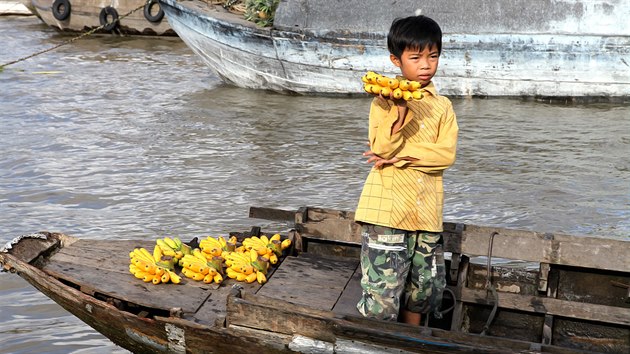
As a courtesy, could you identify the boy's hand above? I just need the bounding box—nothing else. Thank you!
[363,149,400,168]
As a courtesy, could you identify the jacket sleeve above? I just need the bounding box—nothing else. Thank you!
[368,98,413,160]
[393,100,458,173]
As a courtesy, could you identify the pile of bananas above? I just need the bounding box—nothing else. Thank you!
[180,249,224,284]
[224,248,270,284]
[129,246,181,284]
[129,233,293,286]
[242,234,291,265]
[198,235,237,258]
[361,71,424,101]
[156,236,192,261]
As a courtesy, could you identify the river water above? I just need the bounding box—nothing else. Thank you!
[0,15,629,354]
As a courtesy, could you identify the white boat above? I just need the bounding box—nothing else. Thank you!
[31,0,176,36]
[0,0,33,15]
[158,0,630,99]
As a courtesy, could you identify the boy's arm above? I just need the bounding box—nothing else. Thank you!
[369,99,413,160]
[393,102,459,172]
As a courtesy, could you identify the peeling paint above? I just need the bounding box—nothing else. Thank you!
[85,303,92,313]
[125,327,168,352]
[165,323,186,354]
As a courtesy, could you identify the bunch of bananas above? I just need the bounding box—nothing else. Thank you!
[361,71,424,101]
[180,249,224,284]
[129,246,181,284]
[198,235,237,259]
[224,249,270,284]
[242,234,291,265]
[156,236,191,261]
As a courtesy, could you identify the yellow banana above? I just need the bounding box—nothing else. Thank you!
[203,273,214,284]
[270,234,281,242]
[402,90,413,101]
[156,239,176,256]
[152,276,161,285]
[213,273,223,284]
[376,75,389,87]
[257,271,267,284]
[245,273,257,283]
[226,268,239,279]
[163,237,178,250]
[412,90,423,100]
[153,245,163,263]
[191,271,205,281]
[392,88,403,99]
[269,253,278,265]
[409,81,421,91]
[281,239,292,250]
[133,248,154,263]
[388,78,400,89]
[168,270,181,284]
[142,273,155,283]
[161,271,170,283]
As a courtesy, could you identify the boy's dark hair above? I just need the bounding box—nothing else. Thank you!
[387,15,442,59]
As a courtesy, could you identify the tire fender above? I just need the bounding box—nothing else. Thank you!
[52,0,71,21]
[143,0,164,23]
[99,6,119,31]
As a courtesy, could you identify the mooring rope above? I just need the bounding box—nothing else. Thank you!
[0,1,149,69]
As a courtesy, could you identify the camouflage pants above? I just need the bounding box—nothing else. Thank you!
[356,223,446,321]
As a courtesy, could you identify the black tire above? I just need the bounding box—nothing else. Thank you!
[143,0,164,23]
[99,6,119,31]
[51,0,71,21]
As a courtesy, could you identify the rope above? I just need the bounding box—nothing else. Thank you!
[480,231,499,336]
[0,1,150,69]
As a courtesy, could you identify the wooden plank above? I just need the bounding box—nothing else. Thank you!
[460,288,630,326]
[248,206,295,222]
[298,208,362,244]
[42,259,211,314]
[193,277,266,326]
[331,263,362,316]
[227,292,562,354]
[49,239,175,275]
[460,225,629,272]
[252,206,630,272]
[1,232,70,267]
[256,253,358,311]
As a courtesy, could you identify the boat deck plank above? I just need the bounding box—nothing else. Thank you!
[331,265,363,317]
[256,253,359,311]
[42,239,211,314]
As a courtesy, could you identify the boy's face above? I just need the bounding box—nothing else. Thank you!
[390,44,439,86]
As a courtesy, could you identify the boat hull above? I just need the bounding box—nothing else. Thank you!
[31,0,176,36]
[159,0,630,98]
[2,208,629,354]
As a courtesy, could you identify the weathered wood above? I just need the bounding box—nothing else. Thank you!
[331,263,362,317]
[228,291,575,353]
[460,225,629,272]
[250,206,630,272]
[249,206,295,223]
[0,232,70,268]
[256,253,358,310]
[460,288,630,326]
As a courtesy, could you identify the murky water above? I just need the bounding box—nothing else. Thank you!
[1,15,629,353]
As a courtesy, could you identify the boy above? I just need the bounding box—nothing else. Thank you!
[354,15,458,325]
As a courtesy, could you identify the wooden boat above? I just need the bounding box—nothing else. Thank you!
[0,0,34,15]
[1,206,629,353]
[157,0,630,99]
[30,0,176,36]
